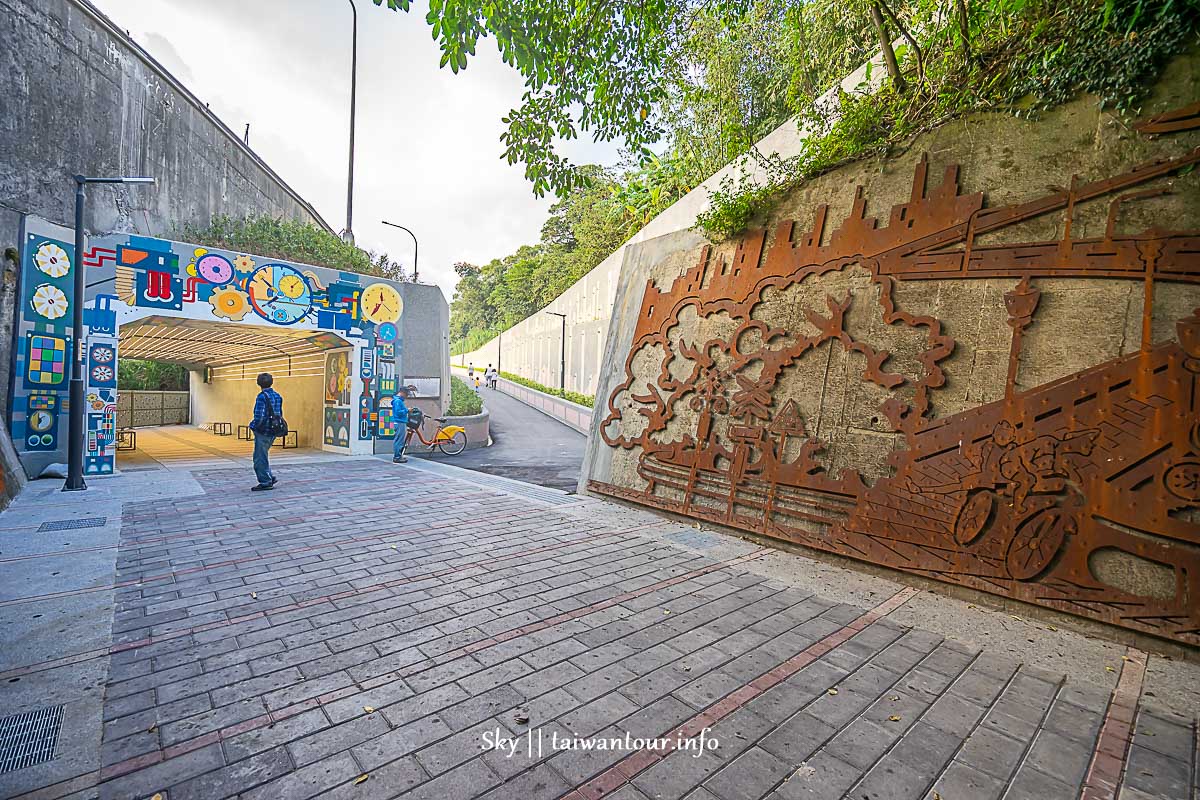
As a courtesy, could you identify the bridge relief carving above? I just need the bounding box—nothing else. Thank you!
[589,120,1200,645]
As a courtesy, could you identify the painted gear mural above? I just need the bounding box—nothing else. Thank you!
[209,286,251,321]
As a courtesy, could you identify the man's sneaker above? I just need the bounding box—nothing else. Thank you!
[270,476,278,486]
[251,483,275,491]
[393,456,408,463]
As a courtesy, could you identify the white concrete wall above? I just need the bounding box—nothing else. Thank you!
[452,366,591,434]
[190,370,325,449]
[457,46,896,396]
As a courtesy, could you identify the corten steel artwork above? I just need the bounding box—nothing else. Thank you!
[589,111,1200,645]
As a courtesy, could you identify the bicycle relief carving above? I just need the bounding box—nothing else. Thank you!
[591,121,1200,644]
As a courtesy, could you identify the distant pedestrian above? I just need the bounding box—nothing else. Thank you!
[392,387,410,463]
[486,364,497,388]
[468,363,475,379]
[249,372,284,491]
[474,375,481,393]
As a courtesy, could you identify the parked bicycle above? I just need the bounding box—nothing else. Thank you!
[404,408,467,456]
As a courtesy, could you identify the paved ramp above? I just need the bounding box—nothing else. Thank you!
[435,385,585,491]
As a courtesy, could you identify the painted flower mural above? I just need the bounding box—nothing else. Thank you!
[34,243,70,278]
[31,284,68,320]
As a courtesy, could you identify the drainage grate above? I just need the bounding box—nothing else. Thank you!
[37,517,107,532]
[0,705,64,774]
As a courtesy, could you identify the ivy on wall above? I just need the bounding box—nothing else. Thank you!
[695,0,1200,240]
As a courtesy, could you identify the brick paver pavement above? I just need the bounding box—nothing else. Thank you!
[2,457,1197,800]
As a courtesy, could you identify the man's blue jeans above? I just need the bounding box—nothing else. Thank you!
[393,428,408,459]
[253,432,276,485]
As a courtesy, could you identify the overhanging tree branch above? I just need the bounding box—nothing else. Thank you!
[874,0,924,83]
[868,2,906,93]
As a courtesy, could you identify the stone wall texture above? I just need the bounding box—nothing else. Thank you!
[0,0,330,244]
[583,52,1200,646]
[0,0,333,420]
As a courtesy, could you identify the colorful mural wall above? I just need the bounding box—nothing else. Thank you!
[588,107,1200,645]
[10,216,414,475]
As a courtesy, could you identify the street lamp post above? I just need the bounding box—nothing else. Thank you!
[380,221,418,282]
[545,311,566,393]
[343,0,358,245]
[65,174,155,492]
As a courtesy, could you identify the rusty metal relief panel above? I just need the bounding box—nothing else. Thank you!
[590,116,1200,645]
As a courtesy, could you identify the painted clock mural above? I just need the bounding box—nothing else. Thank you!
[247,263,313,325]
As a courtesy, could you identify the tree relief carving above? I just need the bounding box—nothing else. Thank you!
[591,121,1200,645]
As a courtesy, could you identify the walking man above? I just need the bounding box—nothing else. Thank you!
[249,372,283,491]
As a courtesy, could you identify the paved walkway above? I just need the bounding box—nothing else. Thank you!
[445,383,585,491]
[0,455,1196,800]
[116,425,329,473]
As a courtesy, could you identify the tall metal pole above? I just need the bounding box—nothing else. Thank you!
[344,0,358,244]
[380,221,418,282]
[63,175,152,492]
[64,178,87,491]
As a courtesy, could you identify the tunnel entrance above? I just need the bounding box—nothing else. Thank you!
[117,316,354,453]
[9,217,448,478]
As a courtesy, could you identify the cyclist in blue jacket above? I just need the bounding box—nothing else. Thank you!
[392,387,410,463]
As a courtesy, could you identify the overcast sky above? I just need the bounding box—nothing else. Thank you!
[96,0,622,302]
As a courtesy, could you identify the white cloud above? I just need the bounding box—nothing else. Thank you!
[96,0,621,301]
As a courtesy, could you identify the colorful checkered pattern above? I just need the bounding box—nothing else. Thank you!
[26,335,66,385]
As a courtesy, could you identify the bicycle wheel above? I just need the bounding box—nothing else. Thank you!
[437,430,467,456]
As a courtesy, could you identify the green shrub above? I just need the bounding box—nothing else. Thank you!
[499,371,595,408]
[177,215,407,280]
[448,376,484,416]
[118,359,188,391]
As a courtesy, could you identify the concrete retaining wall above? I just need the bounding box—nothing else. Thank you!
[452,367,591,435]
[580,52,1200,646]
[0,0,335,425]
[0,420,27,508]
[0,0,332,246]
[454,44,899,396]
[191,373,325,450]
